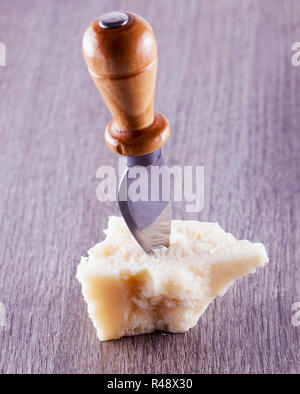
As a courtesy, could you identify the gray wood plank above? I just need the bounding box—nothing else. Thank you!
[0,0,299,374]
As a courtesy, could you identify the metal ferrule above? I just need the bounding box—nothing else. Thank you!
[126,149,161,167]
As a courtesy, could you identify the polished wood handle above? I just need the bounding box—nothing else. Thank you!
[82,11,169,156]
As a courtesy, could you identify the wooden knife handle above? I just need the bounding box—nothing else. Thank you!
[82,11,169,156]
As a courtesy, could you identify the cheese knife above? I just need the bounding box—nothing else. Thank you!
[82,11,171,254]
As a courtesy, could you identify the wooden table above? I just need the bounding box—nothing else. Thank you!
[0,0,299,374]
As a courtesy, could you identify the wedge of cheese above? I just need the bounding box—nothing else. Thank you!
[77,216,268,341]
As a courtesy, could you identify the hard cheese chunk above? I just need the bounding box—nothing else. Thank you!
[77,217,268,341]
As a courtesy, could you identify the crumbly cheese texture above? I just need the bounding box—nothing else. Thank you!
[77,216,268,341]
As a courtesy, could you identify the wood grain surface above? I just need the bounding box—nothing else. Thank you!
[0,0,299,374]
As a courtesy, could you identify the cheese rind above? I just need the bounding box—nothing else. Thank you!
[77,216,268,341]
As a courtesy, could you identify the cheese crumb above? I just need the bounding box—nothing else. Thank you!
[77,216,268,341]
